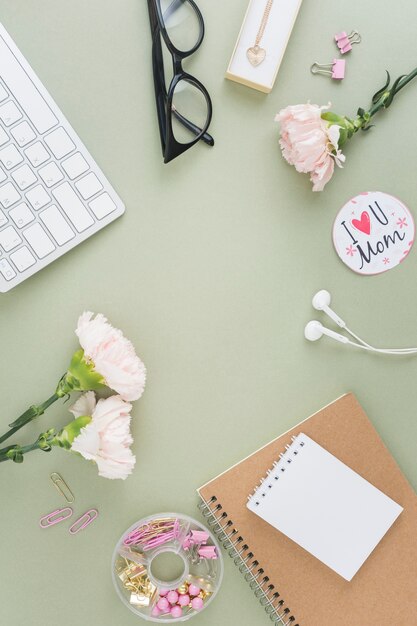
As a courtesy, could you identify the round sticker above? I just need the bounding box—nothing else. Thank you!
[333,191,415,275]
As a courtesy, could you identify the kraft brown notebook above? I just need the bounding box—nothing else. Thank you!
[197,394,417,626]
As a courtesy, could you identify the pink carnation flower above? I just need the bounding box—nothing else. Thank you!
[70,392,136,480]
[76,312,146,402]
[275,103,345,192]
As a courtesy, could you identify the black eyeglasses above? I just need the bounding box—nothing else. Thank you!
[147,0,214,163]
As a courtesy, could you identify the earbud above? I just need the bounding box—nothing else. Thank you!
[312,290,346,328]
[306,290,417,356]
[304,321,349,344]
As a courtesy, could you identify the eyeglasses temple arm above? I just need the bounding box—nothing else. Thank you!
[171,106,214,146]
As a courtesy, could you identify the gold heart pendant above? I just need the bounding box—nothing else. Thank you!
[247,45,266,67]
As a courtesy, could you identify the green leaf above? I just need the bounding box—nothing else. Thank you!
[384,74,406,108]
[7,446,24,463]
[357,107,365,118]
[338,127,348,147]
[37,432,54,451]
[372,70,391,104]
[53,415,92,450]
[321,112,346,126]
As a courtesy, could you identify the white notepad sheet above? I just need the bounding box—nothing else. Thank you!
[247,433,403,581]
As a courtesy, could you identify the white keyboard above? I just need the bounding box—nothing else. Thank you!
[0,23,125,292]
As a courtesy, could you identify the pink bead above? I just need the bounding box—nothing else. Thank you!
[157,597,169,611]
[188,584,201,597]
[151,606,161,617]
[178,594,190,607]
[191,596,204,610]
[167,590,179,605]
[170,606,183,618]
[159,588,169,597]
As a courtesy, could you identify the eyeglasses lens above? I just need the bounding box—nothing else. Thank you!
[171,79,209,144]
[159,0,201,53]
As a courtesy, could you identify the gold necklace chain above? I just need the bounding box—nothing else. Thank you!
[255,0,274,47]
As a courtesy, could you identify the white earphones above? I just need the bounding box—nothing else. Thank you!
[305,290,417,355]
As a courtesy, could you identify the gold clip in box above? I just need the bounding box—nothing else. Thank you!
[226,0,304,93]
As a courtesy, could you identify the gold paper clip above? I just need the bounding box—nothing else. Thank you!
[50,472,75,504]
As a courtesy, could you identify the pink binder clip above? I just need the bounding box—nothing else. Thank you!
[334,31,348,42]
[39,507,73,528]
[311,60,345,80]
[335,30,361,54]
[69,509,98,535]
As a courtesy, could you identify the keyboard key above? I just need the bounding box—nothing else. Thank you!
[10,246,36,272]
[0,36,58,134]
[26,185,51,210]
[25,141,50,167]
[9,202,35,228]
[52,183,94,232]
[44,127,75,159]
[11,121,36,147]
[0,166,6,184]
[75,173,103,200]
[40,205,75,246]
[89,193,116,220]
[0,127,8,146]
[23,223,55,258]
[62,152,89,180]
[0,182,20,208]
[12,164,37,190]
[0,101,22,126]
[0,258,16,281]
[0,84,8,102]
[0,225,22,251]
[0,144,23,170]
[39,162,63,187]
[0,208,7,227]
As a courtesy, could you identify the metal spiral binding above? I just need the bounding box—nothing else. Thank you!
[198,497,298,626]
[247,435,307,505]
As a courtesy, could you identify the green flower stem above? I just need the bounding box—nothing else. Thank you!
[0,440,41,463]
[0,349,106,446]
[395,67,417,93]
[365,67,417,122]
[0,414,91,465]
[322,67,417,149]
[0,428,57,463]
[0,392,62,445]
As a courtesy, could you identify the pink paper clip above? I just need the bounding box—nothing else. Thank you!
[69,509,98,535]
[311,60,345,80]
[40,507,73,528]
[335,30,361,53]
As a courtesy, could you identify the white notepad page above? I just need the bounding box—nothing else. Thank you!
[247,433,403,581]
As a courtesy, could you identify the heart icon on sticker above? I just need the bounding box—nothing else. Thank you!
[352,211,371,235]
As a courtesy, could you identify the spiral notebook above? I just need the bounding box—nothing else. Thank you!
[247,433,402,582]
[197,394,417,626]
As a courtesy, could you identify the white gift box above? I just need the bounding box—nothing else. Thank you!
[226,0,303,93]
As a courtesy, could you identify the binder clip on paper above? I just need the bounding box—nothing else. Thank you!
[335,30,361,54]
[311,59,345,80]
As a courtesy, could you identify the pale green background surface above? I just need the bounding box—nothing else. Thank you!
[1,1,417,624]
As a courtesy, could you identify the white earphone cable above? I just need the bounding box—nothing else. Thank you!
[344,325,417,353]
